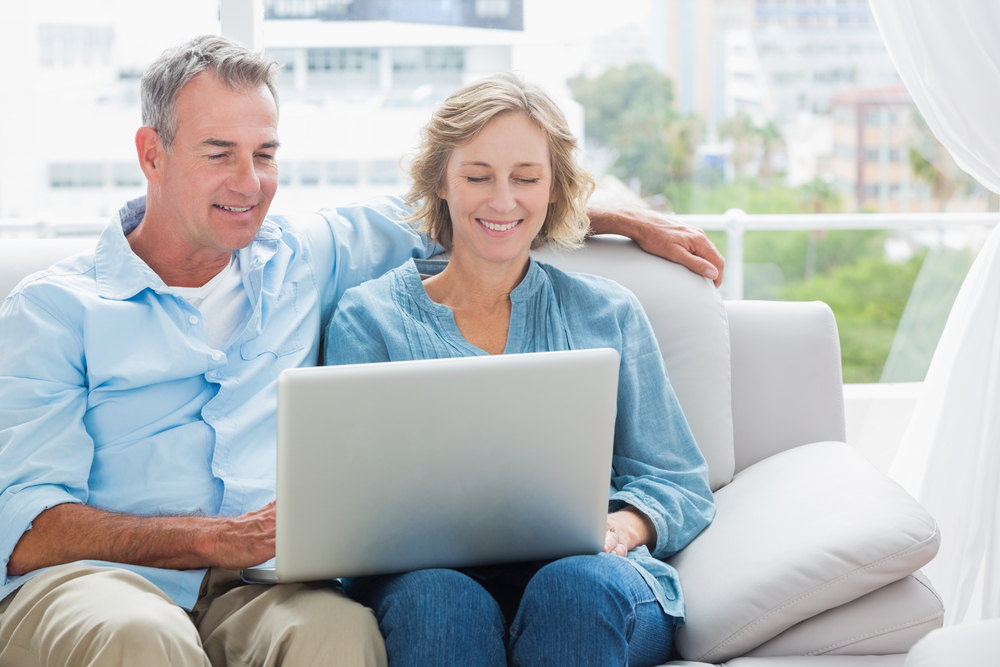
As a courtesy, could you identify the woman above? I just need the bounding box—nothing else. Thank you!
[324,72,715,666]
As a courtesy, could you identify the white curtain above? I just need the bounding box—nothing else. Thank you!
[869,0,1000,624]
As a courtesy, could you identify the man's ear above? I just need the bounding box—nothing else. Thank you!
[135,126,163,184]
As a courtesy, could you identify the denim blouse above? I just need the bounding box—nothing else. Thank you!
[323,257,715,622]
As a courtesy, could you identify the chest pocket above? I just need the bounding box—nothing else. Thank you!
[240,282,306,359]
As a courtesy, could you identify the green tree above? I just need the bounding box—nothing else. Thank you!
[569,64,699,193]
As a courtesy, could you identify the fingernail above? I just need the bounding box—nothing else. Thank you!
[704,267,718,280]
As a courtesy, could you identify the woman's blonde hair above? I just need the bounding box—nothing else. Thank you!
[406,72,595,251]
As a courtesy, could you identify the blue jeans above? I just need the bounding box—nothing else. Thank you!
[347,553,677,667]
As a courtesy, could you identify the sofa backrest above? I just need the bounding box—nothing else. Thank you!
[534,236,736,491]
[0,237,98,303]
[0,234,738,491]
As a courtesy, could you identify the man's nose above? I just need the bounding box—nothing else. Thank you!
[229,155,261,196]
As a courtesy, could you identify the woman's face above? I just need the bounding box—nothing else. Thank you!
[438,112,556,271]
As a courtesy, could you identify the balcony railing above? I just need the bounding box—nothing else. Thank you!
[689,210,1000,300]
[6,210,996,302]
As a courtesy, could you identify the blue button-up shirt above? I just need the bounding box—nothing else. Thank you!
[0,196,436,609]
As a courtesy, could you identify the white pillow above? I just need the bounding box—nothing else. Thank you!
[668,442,940,662]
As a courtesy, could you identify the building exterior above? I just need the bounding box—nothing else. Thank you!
[0,0,544,221]
[752,0,901,123]
[0,0,219,221]
[830,86,935,212]
[650,0,755,128]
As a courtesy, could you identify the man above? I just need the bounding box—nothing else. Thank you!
[0,36,724,666]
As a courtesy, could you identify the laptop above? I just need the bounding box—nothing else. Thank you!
[242,347,620,583]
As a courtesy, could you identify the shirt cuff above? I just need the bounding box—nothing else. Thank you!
[0,484,82,585]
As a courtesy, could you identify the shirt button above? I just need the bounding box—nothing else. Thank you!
[189,315,199,324]
[212,351,222,361]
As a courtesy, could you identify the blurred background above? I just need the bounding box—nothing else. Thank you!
[1,0,995,402]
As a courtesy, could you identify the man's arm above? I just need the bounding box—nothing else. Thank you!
[7,502,275,576]
[588,204,725,288]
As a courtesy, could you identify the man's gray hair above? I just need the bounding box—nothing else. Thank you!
[141,35,280,152]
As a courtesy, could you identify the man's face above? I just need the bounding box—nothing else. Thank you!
[153,71,279,254]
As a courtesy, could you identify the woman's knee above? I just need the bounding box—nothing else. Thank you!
[353,569,505,661]
[520,554,634,613]
[353,568,501,629]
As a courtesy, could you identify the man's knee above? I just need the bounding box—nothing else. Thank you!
[200,583,386,667]
[2,565,208,667]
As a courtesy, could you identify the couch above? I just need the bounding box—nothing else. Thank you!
[1,233,944,665]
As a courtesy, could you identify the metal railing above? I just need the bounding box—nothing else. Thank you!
[681,209,1000,300]
[2,210,998,300]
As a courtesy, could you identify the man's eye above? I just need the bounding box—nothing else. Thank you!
[256,153,275,161]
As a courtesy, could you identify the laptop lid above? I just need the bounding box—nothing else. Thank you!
[247,347,620,583]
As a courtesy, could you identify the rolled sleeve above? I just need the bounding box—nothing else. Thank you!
[0,290,94,587]
[0,484,82,584]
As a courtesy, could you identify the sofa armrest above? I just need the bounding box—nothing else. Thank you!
[727,300,846,473]
[667,442,939,663]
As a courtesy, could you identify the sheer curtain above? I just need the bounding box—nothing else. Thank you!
[869,0,1000,624]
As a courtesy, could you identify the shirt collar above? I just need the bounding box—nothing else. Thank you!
[94,196,282,301]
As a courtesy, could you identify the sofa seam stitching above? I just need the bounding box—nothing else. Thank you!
[804,609,945,655]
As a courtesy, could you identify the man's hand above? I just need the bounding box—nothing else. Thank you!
[8,502,276,576]
[587,204,725,288]
[196,501,276,571]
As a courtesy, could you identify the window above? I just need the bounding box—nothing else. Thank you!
[369,160,400,185]
[48,163,105,188]
[327,161,359,185]
[112,163,144,188]
[475,0,510,18]
[38,24,114,69]
[300,161,320,186]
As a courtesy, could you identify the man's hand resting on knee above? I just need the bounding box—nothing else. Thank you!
[7,501,276,576]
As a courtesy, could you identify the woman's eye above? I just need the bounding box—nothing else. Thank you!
[466,176,488,183]
[516,178,540,185]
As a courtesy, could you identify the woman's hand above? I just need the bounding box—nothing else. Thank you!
[602,506,657,557]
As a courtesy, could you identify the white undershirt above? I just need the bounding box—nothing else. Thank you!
[170,253,251,351]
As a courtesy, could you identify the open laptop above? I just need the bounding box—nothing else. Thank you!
[243,347,620,583]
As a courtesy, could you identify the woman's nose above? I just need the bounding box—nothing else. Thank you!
[489,180,516,214]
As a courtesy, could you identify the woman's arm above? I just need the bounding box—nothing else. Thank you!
[606,292,716,559]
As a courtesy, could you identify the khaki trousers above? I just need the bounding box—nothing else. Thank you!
[0,564,386,667]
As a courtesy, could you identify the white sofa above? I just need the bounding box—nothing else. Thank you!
[1,234,944,665]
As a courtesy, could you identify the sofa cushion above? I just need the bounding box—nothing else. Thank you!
[0,238,98,302]
[746,572,942,657]
[534,236,735,491]
[668,442,940,663]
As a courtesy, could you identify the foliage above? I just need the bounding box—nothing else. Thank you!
[784,251,926,383]
[570,65,932,382]
[568,64,701,193]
